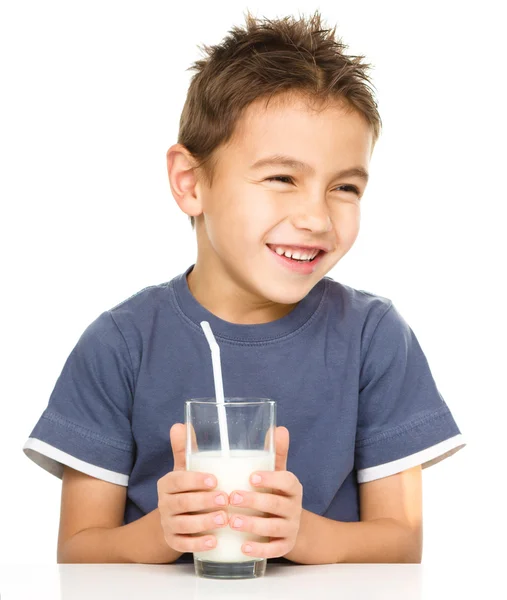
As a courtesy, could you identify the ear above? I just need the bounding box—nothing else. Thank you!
[166,143,203,219]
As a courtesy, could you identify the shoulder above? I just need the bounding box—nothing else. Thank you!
[322,275,393,325]
[321,276,403,360]
[106,278,174,331]
[109,280,173,314]
[79,279,176,361]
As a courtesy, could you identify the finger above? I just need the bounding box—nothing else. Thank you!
[263,425,276,452]
[157,470,217,495]
[229,514,290,538]
[167,490,228,515]
[275,426,289,471]
[249,471,302,497]
[169,534,218,554]
[170,423,186,471]
[169,510,229,535]
[241,538,289,560]
[188,422,198,453]
[229,490,292,517]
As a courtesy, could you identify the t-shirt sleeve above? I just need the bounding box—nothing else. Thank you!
[355,301,466,483]
[23,311,135,486]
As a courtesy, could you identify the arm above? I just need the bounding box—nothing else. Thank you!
[284,465,423,564]
[57,466,182,564]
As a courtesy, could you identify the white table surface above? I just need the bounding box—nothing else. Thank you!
[0,562,498,599]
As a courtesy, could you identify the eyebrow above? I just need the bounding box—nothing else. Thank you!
[250,154,369,183]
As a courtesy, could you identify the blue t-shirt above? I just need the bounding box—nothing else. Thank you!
[23,264,465,563]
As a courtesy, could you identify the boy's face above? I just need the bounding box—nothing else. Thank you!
[170,93,373,322]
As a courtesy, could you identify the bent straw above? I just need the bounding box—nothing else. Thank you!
[200,321,230,455]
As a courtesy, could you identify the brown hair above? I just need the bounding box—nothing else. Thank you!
[177,9,382,229]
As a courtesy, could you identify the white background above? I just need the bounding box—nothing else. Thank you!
[1,0,505,567]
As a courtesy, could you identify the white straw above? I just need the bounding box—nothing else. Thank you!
[200,321,230,455]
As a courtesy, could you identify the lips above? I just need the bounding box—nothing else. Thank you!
[267,243,330,254]
[266,244,326,274]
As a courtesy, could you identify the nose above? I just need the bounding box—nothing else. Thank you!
[290,200,332,234]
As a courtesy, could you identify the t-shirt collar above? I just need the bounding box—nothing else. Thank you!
[171,264,327,343]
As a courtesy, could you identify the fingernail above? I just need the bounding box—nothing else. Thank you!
[214,513,225,525]
[232,517,243,528]
[215,494,226,505]
[231,493,243,505]
[205,477,215,488]
[205,538,215,548]
[251,474,262,485]
[244,544,253,553]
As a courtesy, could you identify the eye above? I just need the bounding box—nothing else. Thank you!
[266,176,294,184]
[337,184,360,195]
[266,176,360,195]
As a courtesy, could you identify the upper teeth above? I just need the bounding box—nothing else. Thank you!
[272,246,319,260]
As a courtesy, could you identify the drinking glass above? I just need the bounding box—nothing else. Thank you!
[185,397,276,579]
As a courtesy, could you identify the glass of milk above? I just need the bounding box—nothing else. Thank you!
[185,397,276,579]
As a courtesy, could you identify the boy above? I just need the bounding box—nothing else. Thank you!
[23,10,465,565]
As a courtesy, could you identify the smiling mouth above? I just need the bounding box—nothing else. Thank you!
[266,245,325,262]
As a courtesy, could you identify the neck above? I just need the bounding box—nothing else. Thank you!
[186,259,298,325]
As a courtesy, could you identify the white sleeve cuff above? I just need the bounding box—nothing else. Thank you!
[23,437,129,486]
[356,433,466,483]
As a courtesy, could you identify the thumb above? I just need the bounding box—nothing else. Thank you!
[274,426,290,471]
[170,423,186,471]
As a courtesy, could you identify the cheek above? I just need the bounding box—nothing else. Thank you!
[205,194,260,253]
[333,205,361,244]
[225,190,278,241]
[234,187,278,221]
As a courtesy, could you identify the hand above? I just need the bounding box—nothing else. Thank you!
[157,423,229,553]
[228,426,303,559]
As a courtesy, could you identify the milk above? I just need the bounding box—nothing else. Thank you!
[187,449,275,562]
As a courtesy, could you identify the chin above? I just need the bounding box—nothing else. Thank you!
[260,281,313,305]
